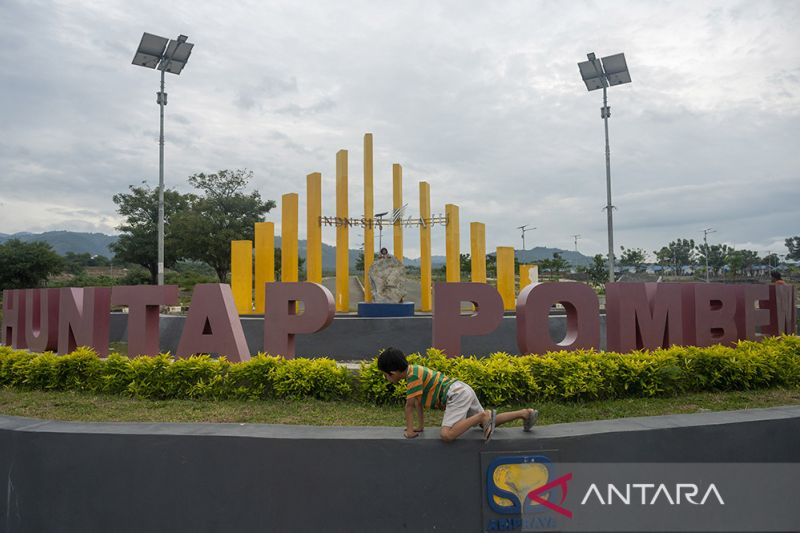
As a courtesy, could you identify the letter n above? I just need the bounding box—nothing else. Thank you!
[263,282,334,358]
[176,284,250,362]
[606,283,683,352]
[58,287,111,356]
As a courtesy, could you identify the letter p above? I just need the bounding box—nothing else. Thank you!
[264,282,335,358]
[432,282,503,357]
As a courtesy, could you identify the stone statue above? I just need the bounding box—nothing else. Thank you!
[368,247,407,303]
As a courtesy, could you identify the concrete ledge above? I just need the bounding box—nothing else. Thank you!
[1,406,798,532]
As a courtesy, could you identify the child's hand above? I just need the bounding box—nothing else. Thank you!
[404,429,420,439]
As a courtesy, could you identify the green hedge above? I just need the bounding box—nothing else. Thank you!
[0,335,798,405]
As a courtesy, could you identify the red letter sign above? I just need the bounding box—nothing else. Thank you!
[25,288,60,352]
[176,284,250,362]
[517,282,600,354]
[682,284,739,347]
[58,287,111,356]
[606,283,684,352]
[765,284,797,336]
[432,282,503,357]
[263,282,335,358]
[734,285,772,341]
[111,285,179,357]
[1,289,27,349]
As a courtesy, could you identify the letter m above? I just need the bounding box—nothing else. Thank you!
[606,283,684,352]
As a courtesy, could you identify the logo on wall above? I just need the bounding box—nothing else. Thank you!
[485,455,571,531]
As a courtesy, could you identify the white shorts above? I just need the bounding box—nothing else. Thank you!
[441,381,484,427]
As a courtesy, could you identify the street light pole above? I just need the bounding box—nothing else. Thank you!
[571,234,581,252]
[132,32,194,285]
[601,83,615,282]
[702,227,715,282]
[157,67,166,285]
[517,224,536,251]
[578,52,631,284]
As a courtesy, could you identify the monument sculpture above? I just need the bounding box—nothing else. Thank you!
[368,248,407,303]
[358,248,415,316]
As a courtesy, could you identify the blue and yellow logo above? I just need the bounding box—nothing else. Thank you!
[487,455,572,518]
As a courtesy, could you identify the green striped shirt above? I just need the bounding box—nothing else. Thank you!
[406,364,456,409]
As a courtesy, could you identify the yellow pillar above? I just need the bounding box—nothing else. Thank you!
[419,182,431,311]
[306,172,322,283]
[254,222,274,313]
[392,163,403,263]
[336,150,349,312]
[281,193,299,282]
[519,264,535,292]
[470,222,486,283]
[497,246,515,310]
[445,204,460,282]
[363,134,374,302]
[231,240,253,314]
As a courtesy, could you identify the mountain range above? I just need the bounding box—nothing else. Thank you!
[0,231,592,269]
[0,231,118,257]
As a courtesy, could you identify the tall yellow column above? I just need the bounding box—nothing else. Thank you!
[231,240,253,314]
[497,246,515,310]
[281,193,299,282]
[306,173,322,283]
[470,222,486,283]
[419,182,431,311]
[254,222,274,313]
[445,204,460,282]
[392,163,403,263]
[519,264,535,292]
[363,134,374,302]
[336,150,349,312]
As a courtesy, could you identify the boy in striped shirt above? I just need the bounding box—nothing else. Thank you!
[377,347,538,442]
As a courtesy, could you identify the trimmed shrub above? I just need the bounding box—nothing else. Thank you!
[0,335,797,405]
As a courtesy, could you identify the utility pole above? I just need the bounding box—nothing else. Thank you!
[571,234,581,252]
[702,227,716,282]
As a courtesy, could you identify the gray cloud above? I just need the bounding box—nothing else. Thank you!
[0,0,798,259]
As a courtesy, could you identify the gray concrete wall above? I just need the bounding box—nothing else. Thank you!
[110,313,608,359]
[0,406,798,532]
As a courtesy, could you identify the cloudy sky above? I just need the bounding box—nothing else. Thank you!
[1,0,798,260]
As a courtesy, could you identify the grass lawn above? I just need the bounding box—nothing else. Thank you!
[1,386,799,427]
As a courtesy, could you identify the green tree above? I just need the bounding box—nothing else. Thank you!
[0,239,64,290]
[172,169,276,282]
[619,246,647,272]
[110,183,195,284]
[654,239,696,275]
[761,252,780,269]
[61,252,111,275]
[695,243,730,277]
[578,254,608,288]
[460,253,471,274]
[274,248,306,280]
[485,254,497,277]
[540,252,569,274]
[727,249,759,276]
[786,236,800,261]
